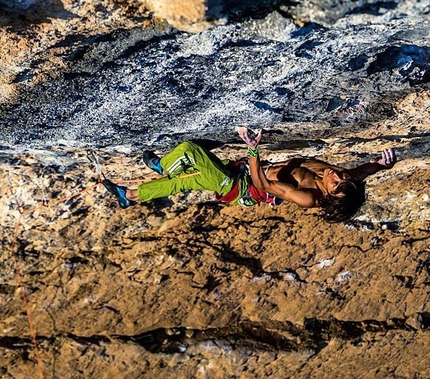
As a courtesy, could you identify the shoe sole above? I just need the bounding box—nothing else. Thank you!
[102,179,135,209]
[142,151,163,175]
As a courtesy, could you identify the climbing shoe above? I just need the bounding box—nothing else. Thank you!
[142,150,163,175]
[102,179,136,209]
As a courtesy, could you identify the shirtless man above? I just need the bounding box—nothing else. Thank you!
[102,127,396,223]
[237,127,396,222]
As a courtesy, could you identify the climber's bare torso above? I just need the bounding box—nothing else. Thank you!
[262,158,350,205]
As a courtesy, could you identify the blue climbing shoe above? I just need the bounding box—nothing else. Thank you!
[142,150,163,175]
[102,179,136,209]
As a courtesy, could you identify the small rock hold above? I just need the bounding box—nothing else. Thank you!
[283,272,297,281]
[405,314,424,330]
[380,221,399,232]
[317,258,335,268]
[336,271,352,282]
[252,274,272,282]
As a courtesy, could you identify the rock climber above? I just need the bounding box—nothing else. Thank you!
[102,127,397,222]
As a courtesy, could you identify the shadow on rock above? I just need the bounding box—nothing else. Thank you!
[368,45,430,86]
[207,0,292,22]
[0,0,76,28]
[346,1,399,16]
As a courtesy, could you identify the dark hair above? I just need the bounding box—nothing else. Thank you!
[319,178,366,223]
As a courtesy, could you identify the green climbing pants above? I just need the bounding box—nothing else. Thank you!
[137,142,235,202]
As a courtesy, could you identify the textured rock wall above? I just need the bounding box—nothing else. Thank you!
[0,0,283,104]
[1,123,429,378]
[144,0,208,31]
[0,0,156,105]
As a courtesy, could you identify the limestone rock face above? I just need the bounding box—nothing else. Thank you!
[0,0,283,104]
[0,0,158,105]
[0,1,429,379]
[142,0,285,32]
[281,0,430,26]
[144,0,209,31]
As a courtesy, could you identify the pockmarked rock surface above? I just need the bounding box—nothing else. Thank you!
[0,1,429,379]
